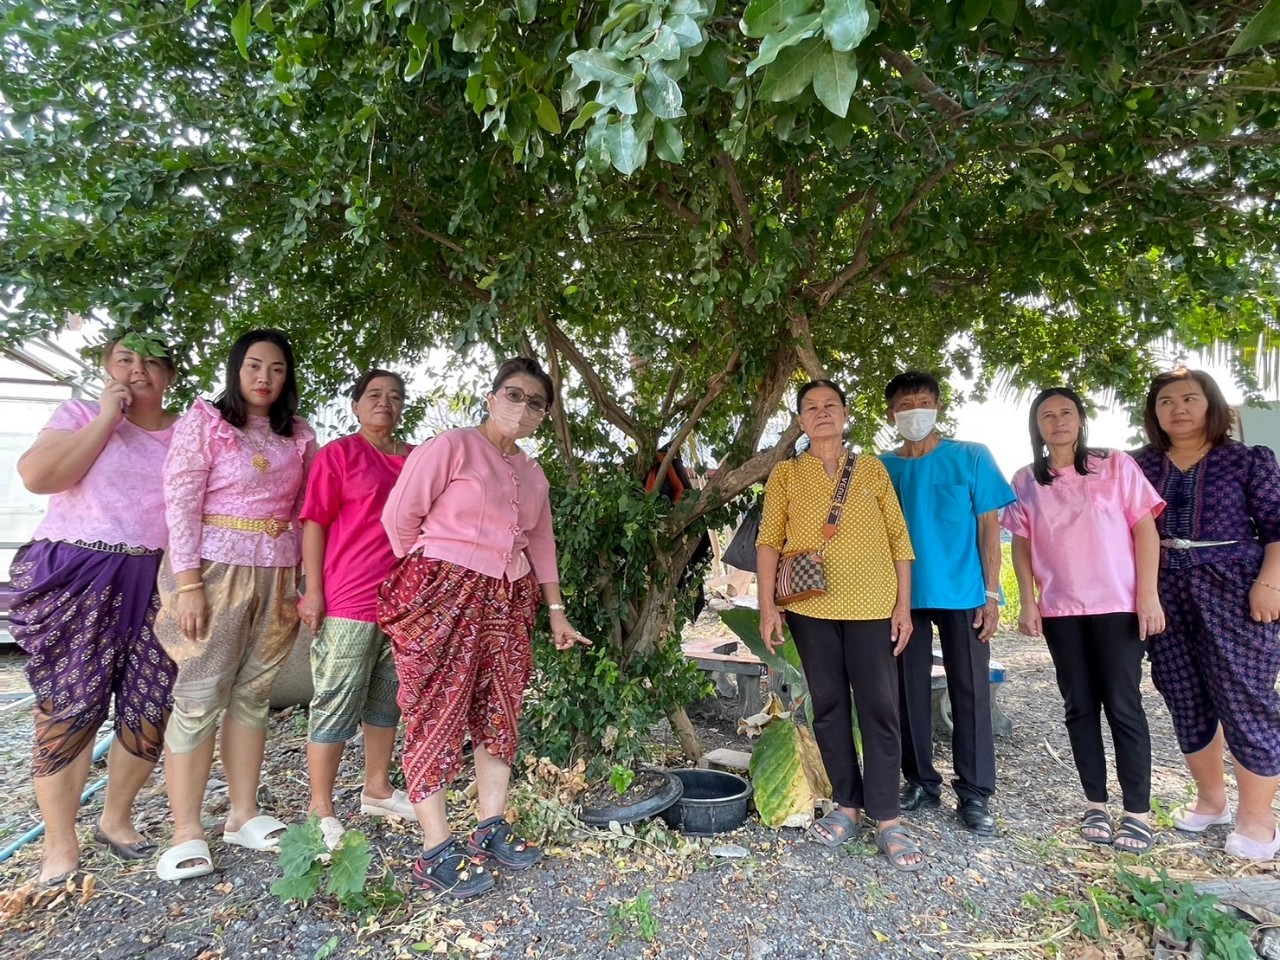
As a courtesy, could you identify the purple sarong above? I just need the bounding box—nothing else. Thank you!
[9,540,176,776]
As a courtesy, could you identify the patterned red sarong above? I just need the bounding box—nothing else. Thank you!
[377,555,538,801]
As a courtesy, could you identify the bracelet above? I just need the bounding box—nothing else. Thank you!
[548,603,565,611]
[177,583,204,594]
[984,590,1000,601]
[1256,579,1280,593]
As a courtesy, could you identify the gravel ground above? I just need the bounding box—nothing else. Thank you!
[0,628,1274,960]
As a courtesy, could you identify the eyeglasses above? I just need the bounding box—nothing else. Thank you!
[497,385,549,414]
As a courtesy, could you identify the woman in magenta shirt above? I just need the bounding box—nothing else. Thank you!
[298,369,413,850]
[1001,387,1165,851]
[378,356,590,900]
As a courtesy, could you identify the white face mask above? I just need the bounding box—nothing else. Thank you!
[893,408,937,442]
[488,398,543,441]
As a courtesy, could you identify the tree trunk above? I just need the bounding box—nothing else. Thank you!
[668,706,703,762]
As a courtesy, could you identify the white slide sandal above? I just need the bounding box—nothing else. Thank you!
[156,839,215,881]
[223,814,288,851]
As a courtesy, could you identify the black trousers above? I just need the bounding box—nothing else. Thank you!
[788,613,901,821]
[1042,612,1151,812]
[898,608,995,802]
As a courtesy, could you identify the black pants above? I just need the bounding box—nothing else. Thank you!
[899,608,995,802]
[788,613,901,821]
[1043,612,1151,813]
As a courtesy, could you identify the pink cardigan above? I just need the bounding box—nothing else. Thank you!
[381,427,560,583]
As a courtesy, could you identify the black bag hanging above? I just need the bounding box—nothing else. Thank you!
[723,508,762,572]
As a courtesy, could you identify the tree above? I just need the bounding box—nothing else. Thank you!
[3,0,1279,763]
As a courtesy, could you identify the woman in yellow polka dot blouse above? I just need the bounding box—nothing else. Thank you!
[757,379,923,871]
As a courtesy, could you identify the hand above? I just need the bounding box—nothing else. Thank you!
[97,379,132,424]
[176,588,208,642]
[1018,599,1042,638]
[1136,591,1165,640]
[298,591,325,633]
[550,610,592,651]
[759,602,786,654]
[972,598,1000,642]
[890,603,913,656]
[1250,580,1280,624]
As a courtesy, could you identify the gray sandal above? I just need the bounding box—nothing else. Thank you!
[876,824,926,872]
[808,809,859,847]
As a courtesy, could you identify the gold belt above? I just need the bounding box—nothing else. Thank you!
[202,514,292,539]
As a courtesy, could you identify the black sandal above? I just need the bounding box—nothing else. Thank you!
[411,838,495,900]
[466,816,544,871]
[1113,815,1154,853]
[1080,808,1114,845]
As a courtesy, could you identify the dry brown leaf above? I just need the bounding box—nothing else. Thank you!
[0,884,32,921]
[78,873,96,905]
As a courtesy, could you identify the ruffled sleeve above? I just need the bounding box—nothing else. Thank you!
[163,401,217,574]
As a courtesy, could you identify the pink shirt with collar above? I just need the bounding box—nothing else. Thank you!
[164,398,317,573]
[381,427,560,584]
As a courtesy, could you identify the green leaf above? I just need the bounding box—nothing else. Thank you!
[516,0,538,23]
[748,719,829,826]
[961,0,991,29]
[1228,0,1280,56]
[567,49,634,87]
[568,100,605,131]
[404,46,426,82]
[821,0,873,53]
[747,11,821,76]
[407,23,429,50]
[534,94,562,134]
[653,119,684,162]
[270,862,324,903]
[741,0,814,39]
[252,2,272,32]
[229,0,252,61]
[277,818,327,878]
[312,936,339,960]
[326,831,374,899]
[641,61,685,119]
[603,117,647,175]
[811,44,858,117]
[602,2,646,35]
[990,0,1018,26]
[758,37,823,102]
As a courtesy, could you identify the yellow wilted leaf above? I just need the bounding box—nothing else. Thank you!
[872,930,890,943]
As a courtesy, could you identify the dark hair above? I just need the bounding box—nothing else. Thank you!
[1142,369,1234,452]
[351,369,406,402]
[102,336,177,378]
[1028,387,1109,486]
[492,356,555,409]
[215,329,299,436]
[795,379,847,413]
[884,370,941,405]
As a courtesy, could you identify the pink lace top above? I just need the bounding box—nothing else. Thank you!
[30,400,174,550]
[164,398,317,573]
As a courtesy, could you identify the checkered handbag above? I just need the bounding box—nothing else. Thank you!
[775,451,857,607]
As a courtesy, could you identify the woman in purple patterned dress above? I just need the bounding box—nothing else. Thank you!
[12,334,179,885]
[1133,369,1280,861]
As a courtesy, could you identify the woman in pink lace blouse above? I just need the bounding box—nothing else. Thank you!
[12,333,178,886]
[153,329,316,882]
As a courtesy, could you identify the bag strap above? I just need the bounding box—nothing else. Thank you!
[821,450,857,543]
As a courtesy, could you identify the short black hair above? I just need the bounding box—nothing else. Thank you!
[795,379,846,413]
[884,371,941,404]
[351,369,406,402]
[215,329,300,436]
[493,356,555,409]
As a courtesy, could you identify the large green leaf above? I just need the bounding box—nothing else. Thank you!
[603,116,647,175]
[759,38,824,101]
[653,119,685,163]
[748,718,830,826]
[741,0,816,39]
[811,45,858,117]
[821,0,873,53]
[567,49,634,86]
[641,60,685,119]
[1228,0,1280,56]
[746,11,822,76]
[718,606,807,708]
[229,0,252,61]
[326,831,374,899]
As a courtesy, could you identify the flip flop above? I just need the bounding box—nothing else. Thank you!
[875,824,926,872]
[156,839,215,881]
[1080,808,1114,845]
[807,809,859,847]
[39,868,83,890]
[1170,802,1233,833]
[223,815,288,851]
[1113,816,1154,853]
[93,825,158,861]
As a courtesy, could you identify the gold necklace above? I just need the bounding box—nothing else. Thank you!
[245,424,273,473]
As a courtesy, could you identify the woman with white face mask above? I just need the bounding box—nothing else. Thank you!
[378,356,590,901]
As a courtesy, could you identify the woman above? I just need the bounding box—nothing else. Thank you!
[1133,369,1280,861]
[1002,388,1165,851]
[755,380,921,871]
[154,329,316,881]
[299,369,413,849]
[12,333,179,886]
[379,356,590,900]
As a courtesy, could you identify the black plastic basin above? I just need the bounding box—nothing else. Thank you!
[659,769,753,835]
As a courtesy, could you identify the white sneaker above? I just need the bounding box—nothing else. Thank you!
[360,789,415,821]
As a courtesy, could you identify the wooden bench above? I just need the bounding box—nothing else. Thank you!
[682,638,767,719]
[930,656,1012,738]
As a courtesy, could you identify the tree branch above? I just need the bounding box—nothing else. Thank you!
[538,312,642,440]
[878,45,965,123]
[653,348,741,496]
[537,318,579,486]
[817,190,878,308]
[395,205,466,254]
[654,185,703,227]
[715,153,759,263]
